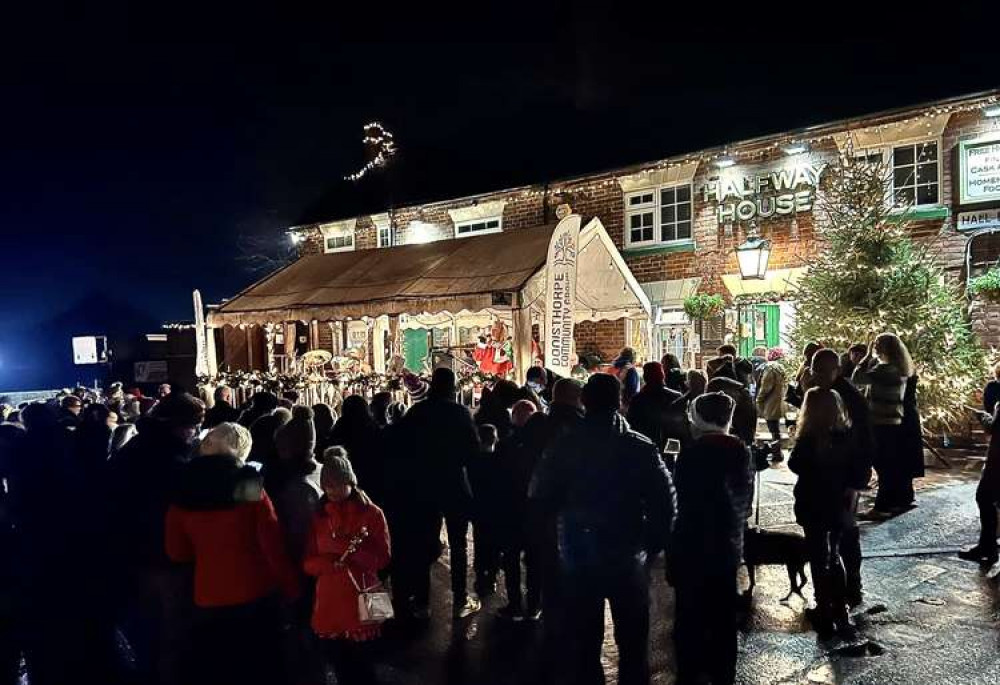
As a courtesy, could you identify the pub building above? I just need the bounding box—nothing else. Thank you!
[207,89,1000,386]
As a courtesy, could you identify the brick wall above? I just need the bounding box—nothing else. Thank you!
[287,96,1000,361]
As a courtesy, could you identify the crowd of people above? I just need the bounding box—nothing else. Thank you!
[0,328,984,685]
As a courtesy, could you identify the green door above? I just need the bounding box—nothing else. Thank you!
[739,304,780,357]
[403,328,429,373]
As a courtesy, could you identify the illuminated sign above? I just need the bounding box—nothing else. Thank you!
[72,336,108,365]
[702,163,826,224]
[960,134,1000,204]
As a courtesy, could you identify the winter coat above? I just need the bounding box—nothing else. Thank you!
[789,430,858,530]
[397,394,479,515]
[329,418,385,504]
[670,433,753,575]
[271,463,323,567]
[613,358,641,408]
[985,380,1000,415]
[755,362,787,421]
[166,455,300,608]
[543,403,584,448]
[831,377,874,489]
[626,383,683,451]
[902,375,924,479]
[106,417,194,573]
[706,376,757,446]
[497,413,548,544]
[529,412,676,575]
[852,361,907,426]
[981,409,1000,497]
[304,493,391,640]
[203,400,240,429]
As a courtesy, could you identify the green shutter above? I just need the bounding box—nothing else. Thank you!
[403,328,429,373]
[761,304,780,349]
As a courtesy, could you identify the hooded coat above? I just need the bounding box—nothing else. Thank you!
[705,377,757,446]
[755,362,787,421]
[166,454,299,608]
[670,433,753,576]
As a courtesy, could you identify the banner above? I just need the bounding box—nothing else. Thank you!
[544,214,581,378]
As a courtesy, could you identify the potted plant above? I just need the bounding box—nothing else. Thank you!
[969,267,1000,303]
[683,293,726,321]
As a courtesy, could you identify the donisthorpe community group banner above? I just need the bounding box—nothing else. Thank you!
[544,214,581,378]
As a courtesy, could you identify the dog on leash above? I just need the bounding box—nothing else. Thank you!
[743,527,809,602]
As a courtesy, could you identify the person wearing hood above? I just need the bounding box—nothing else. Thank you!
[203,386,239,429]
[530,374,675,685]
[238,391,279,428]
[312,403,337,457]
[247,408,291,482]
[166,422,299,685]
[670,392,753,685]
[305,452,390,685]
[627,362,684,452]
[106,392,205,685]
[612,346,641,410]
[756,348,789,449]
[271,406,320,560]
[706,376,757,447]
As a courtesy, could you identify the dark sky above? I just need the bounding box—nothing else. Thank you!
[1,6,998,333]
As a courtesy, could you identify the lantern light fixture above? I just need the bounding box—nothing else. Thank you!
[781,142,809,155]
[735,224,771,280]
[984,104,1000,118]
[714,156,736,168]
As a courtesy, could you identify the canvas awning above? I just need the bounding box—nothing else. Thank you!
[720,267,806,298]
[208,219,650,326]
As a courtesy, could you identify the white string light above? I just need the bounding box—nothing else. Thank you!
[344,121,398,182]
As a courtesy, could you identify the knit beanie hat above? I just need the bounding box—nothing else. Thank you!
[321,448,358,487]
[200,422,252,461]
[690,391,735,435]
[274,405,316,462]
[403,371,429,402]
[642,361,666,386]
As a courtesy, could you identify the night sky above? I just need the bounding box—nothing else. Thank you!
[0,5,997,385]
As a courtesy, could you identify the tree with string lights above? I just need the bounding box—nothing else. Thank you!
[790,145,985,431]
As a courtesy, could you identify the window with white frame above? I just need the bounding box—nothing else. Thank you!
[324,232,354,252]
[455,216,502,237]
[377,225,393,248]
[854,141,940,208]
[625,184,692,247]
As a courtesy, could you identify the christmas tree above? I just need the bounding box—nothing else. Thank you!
[790,146,985,431]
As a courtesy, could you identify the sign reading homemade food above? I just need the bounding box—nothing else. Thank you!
[544,214,581,378]
[703,163,826,224]
[960,134,1000,204]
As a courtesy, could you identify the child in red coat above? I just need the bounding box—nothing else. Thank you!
[305,449,391,685]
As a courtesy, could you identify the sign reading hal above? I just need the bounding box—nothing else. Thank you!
[703,163,826,224]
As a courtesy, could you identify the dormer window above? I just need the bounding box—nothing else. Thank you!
[448,199,506,239]
[319,219,357,254]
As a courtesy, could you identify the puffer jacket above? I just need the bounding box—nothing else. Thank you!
[166,455,300,608]
[304,493,390,640]
[670,433,753,575]
[529,412,676,575]
[789,430,857,529]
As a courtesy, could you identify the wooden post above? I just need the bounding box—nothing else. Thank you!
[513,294,533,385]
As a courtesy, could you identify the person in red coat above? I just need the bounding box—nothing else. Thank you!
[305,449,391,685]
[165,422,300,685]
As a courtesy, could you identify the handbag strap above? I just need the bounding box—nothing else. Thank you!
[345,567,381,594]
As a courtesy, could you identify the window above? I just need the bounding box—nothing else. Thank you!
[625,184,692,247]
[892,142,939,207]
[324,233,354,252]
[854,141,940,208]
[455,217,501,237]
[377,225,393,248]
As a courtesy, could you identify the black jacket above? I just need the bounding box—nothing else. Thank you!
[626,383,684,451]
[203,400,240,429]
[831,377,875,489]
[398,394,479,514]
[174,454,264,510]
[530,412,676,575]
[670,433,753,575]
[789,430,857,529]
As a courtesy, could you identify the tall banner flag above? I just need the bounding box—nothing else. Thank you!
[193,289,209,377]
[544,214,581,378]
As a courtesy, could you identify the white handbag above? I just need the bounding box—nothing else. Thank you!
[349,570,394,624]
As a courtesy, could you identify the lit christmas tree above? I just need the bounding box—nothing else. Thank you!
[790,146,985,431]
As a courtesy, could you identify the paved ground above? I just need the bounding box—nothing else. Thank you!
[368,452,1000,685]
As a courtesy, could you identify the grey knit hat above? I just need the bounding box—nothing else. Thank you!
[321,447,357,487]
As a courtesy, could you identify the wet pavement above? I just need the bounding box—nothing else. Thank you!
[370,454,1000,685]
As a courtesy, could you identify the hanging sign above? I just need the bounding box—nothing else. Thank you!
[544,214,581,378]
[959,134,1000,204]
[957,209,1000,232]
[134,360,169,383]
